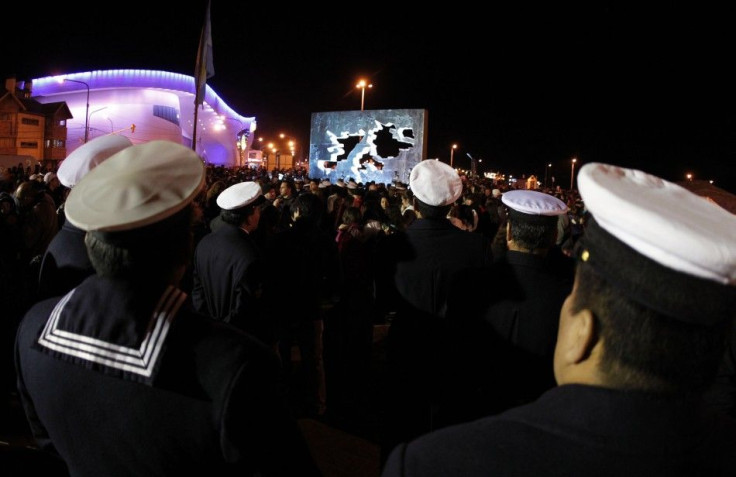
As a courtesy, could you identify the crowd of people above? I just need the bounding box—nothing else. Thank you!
[4,136,736,476]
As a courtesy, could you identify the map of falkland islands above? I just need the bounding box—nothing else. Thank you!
[318,120,415,184]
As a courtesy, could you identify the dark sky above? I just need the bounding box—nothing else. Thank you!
[3,4,736,192]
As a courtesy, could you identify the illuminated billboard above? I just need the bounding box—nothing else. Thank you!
[309,109,427,184]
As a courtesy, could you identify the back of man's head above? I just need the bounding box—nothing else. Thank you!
[65,140,205,283]
[559,163,736,394]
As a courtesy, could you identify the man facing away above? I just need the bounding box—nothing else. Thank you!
[191,181,275,347]
[37,134,133,300]
[382,162,736,477]
[15,141,320,476]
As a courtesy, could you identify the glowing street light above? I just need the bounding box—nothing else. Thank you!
[62,78,90,143]
[545,163,552,188]
[356,79,372,111]
[570,157,577,190]
[450,144,458,168]
[686,173,693,181]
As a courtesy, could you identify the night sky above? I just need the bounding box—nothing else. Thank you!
[3,4,735,192]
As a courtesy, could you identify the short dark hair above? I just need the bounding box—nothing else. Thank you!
[571,262,731,394]
[508,215,558,250]
[221,204,258,226]
[414,198,451,220]
[290,192,322,224]
[86,205,194,282]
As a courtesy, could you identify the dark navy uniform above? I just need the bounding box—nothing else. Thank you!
[16,275,319,476]
[383,384,736,477]
[191,223,271,345]
[378,217,493,460]
[37,220,93,300]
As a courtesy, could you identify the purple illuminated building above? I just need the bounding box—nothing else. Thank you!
[30,70,255,167]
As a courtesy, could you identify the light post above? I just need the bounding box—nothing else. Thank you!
[450,144,457,168]
[570,157,577,190]
[356,79,372,111]
[88,107,108,138]
[63,78,90,143]
[545,163,552,188]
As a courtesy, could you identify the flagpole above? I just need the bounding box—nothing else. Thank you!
[193,0,214,155]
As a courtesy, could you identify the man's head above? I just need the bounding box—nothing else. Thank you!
[279,180,294,198]
[502,190,568,254]
[217,181,265,232]
[409,159,462,219]
[554,163,736,395]
[65,140,205,285]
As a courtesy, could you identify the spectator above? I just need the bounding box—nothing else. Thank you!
[16,140,319,476]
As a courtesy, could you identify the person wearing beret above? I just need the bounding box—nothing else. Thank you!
[37,134,133,301]
[15,141,320,476]
[377,159,493,463]
[382,163,736,477]
[191,181,276,348]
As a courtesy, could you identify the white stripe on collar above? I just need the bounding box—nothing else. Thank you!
[37,285,186,377]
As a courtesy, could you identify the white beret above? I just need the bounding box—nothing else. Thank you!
[65,140,205,232]
[336,179,346,188]
[578,162,736,284]
[216,181,264,210]
[502,190,568,216]
[319,180,331,189]
[409,159,462,207]
[57,135,134,188]
[43,172,57,184]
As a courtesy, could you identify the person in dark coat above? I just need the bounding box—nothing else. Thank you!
[445,189,574,422]
[191,181,274,347]
[382,162,736,477]
[15,140,320,476]
[37,135,133,300]
[377,159,493,462]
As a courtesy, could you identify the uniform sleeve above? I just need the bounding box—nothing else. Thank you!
[14,314,59,456]
[220,348,322,476]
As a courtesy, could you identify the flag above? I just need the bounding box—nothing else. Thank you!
[194,0,214,107]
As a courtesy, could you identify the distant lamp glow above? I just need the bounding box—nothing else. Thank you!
[450,144,458,168]
[570,158,578,190]
[686,173,693,181]
[356,80,373,111]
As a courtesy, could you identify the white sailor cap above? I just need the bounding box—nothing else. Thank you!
[409,159,462,207]
[576,162,736,325]
[319,179,331,189]
[65,140,205,232]
[336,179,346,188]
[57,135,134,188]
[43,172,57,184]
[502,190,568,224]
[216,181,265,210]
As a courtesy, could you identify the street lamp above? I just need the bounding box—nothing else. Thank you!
[356,80,372,111]
[63,78,90,143]
[570,157,577,190]
[450,144,457,168]
[686,173,693,181]
[545,163,552,188]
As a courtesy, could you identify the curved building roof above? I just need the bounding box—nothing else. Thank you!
[30,70,256,167]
